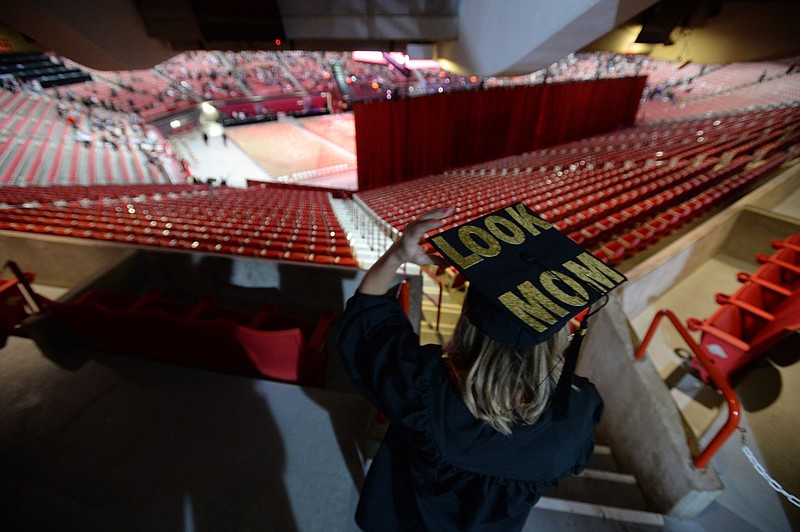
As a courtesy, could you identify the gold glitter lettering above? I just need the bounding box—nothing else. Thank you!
[504,203,552,237]
[563,252,626,292]
[497,280,568,332]
[459,225,501,258]
[539,271,590,307]
[485,215,526,245]
[430,235,483,269]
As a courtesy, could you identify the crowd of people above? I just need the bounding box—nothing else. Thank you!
[0,48,789,127]
[5,48,797,170]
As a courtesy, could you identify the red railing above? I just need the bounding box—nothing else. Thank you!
[0,261,41,346]
[634,308,741,469]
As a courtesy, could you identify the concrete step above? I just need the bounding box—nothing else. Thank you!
[585,444,620,473]
[529,497,665,530]
[544,470,647,509]
[538,457,666,527]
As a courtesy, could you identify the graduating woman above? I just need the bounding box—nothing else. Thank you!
[337,205,624,531]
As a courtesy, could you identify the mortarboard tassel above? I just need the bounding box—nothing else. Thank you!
[552,314,590,421]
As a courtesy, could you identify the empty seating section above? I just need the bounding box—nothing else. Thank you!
[687,233,800,383]
[0,90,182,186]
[2,51,799,273]
[0,183,198,205]
[0,183,358,267]
[595,151,793,264]
[356,105,800,265]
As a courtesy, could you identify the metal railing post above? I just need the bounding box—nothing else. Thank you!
[635,308,742,469]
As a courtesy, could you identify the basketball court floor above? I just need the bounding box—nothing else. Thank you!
[171,114,358,190]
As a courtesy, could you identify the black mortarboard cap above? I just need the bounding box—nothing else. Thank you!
[426,202,626,348]
[427,202,626,420]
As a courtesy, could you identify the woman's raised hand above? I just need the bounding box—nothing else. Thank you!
[393,206,454,266]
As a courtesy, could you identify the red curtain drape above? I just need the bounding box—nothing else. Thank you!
[354,76,647,190]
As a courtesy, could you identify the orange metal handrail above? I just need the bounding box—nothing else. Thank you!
[634,308,741,469]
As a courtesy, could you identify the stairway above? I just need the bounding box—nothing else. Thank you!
[329,198,388,268]
[530,442,665,529]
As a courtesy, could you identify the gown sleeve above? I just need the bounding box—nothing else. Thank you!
[336,289,440,424]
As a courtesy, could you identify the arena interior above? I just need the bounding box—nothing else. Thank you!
[1,1,799,530]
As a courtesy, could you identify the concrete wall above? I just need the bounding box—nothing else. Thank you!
[590,163,800,518]
[1,232,135,289]
[578,296,723,518]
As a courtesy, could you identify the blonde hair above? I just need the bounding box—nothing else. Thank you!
[444,314,569,435]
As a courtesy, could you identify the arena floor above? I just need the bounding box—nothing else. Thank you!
[173,114,358,190]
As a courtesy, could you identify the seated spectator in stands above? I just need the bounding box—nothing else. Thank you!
[76,130,91,147]
[337,205,624,531]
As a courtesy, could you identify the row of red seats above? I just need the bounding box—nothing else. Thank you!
[0,183,359,267]
[1,205,349,246]
[570,155,752,250]
[47,289,336,387]
[358,105,799,231]
[685,233,800,383]
[594,152,792,265]
[0,214,352,257]
[0,89,182,187]
[553,158,718,240]
[0,137,165,187]
[0,183,202,206]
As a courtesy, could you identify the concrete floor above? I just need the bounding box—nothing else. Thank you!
[172,116,358,191]
[0,330,371,532]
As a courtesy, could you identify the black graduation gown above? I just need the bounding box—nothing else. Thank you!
[336,291,604,532]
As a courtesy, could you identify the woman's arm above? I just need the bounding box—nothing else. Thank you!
[358,206,453,296]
